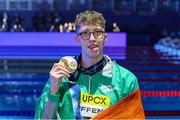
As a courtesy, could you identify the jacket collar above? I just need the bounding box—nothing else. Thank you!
[69,55,113,82]
[100,55,113,78]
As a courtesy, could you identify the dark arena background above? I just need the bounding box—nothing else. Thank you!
[0,0,180,119]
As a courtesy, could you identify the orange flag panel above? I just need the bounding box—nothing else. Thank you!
[91,88,145,119]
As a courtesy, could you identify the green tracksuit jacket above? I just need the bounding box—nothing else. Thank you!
[35,56,139,119]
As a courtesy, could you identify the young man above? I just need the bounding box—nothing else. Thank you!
[35,10,145,119]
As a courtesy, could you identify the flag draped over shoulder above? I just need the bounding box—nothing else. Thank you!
[91,88,145,119]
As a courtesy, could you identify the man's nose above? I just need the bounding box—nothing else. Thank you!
[89,33,95,41]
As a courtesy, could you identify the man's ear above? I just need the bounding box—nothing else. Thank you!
[75,36,80,44]
[104,33,108,42]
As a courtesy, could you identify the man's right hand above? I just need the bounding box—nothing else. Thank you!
[49,62,70,95]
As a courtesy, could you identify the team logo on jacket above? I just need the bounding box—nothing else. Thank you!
[100,85,118,92]
[80,92,110,118]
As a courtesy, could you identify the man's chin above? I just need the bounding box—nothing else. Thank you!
[88,53,102,59]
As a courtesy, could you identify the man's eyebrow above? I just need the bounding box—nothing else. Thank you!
[94,28,102,31]
[80,27,103,32]
[85,28,102,31]
[80,29,89,32]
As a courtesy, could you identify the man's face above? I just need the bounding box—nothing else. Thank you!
[76,24,107,59]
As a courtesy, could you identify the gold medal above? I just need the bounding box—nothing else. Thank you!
[59,56,77,73]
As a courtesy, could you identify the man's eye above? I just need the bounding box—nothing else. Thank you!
[94,31,102,34]
[82,32,89,35]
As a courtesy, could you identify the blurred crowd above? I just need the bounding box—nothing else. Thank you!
[156,29,180,49]
[32,12,76,32]
[0,12,25,32]
[154,29,180,64]
[0,11,120,33]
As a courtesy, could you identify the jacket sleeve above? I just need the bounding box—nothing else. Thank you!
[127,73,139,94]
[118,64,139,97]
[34,79,61,119]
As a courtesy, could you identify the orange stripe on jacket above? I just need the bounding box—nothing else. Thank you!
[91,88,145,119]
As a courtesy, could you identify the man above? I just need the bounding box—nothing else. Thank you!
[35,10,145,119]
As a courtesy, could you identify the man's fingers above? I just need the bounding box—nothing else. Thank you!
[53,70,70,78]
[52,63,70,74]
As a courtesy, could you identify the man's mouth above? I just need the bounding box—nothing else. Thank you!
[88,45,98,51]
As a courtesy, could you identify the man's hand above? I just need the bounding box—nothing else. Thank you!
[49,62,70,95]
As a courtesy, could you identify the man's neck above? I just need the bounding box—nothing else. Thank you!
[81,55,103,68]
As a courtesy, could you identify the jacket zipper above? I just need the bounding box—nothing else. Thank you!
[88,76,92,93]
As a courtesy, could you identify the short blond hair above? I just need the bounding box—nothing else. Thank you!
[75,10,106,31]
